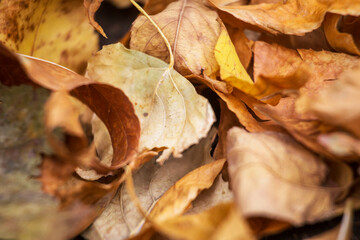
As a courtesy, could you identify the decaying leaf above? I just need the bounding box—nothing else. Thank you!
[130,0,221,77]
[0,0,98,73]
[87,43,215,163]
[226,127,353,225]
[84,129,218,240]
[208,0,360,35]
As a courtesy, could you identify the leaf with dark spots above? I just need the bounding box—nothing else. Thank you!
[0,0,98,73]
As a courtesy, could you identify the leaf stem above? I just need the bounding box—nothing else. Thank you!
[129,0,174,70]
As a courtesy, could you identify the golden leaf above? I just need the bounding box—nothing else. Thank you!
[0,0,98,73]
[208,0,360,35]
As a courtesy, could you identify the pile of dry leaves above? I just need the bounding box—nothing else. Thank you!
[1,0,360,239]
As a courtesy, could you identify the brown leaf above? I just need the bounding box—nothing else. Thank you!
[0,44,140,238]
[208,0,360,35]
[213,101,242,160]
[0,0,98,73]
[254,41,360,159]
[84,0,107,38]
[227,26,253,69]
[143,0,177,15]
[324,13,360,56]
[0,44,140,169]
[130,0,221,77]
[296,66,360,157]
[226,127,353,225]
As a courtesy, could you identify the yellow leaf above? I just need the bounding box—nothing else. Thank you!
[214,29,253,90]
[0,0,98,73]
[149,158,226,222]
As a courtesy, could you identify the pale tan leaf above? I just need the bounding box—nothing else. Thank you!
[87,43,215,163]
[227,127,352,225]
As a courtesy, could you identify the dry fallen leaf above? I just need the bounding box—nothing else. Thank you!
[296,66,360,157]
[254,41,360,159]
[87,43,215,163]
[83,129,219,240]
[226,127,352,225]
[150,203,255,240]
[208,0,360,35]
[3,0,360,239]
[324,13,360,56]
[0,44,140,169]
[0,44,140,238]
[0,0,98,73]
[130,0,221,77]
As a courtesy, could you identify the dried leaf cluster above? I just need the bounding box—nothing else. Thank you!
[1,0,360,239]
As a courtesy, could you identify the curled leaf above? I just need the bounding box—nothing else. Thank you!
[0,44,140,169]
[324,13,360,56]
